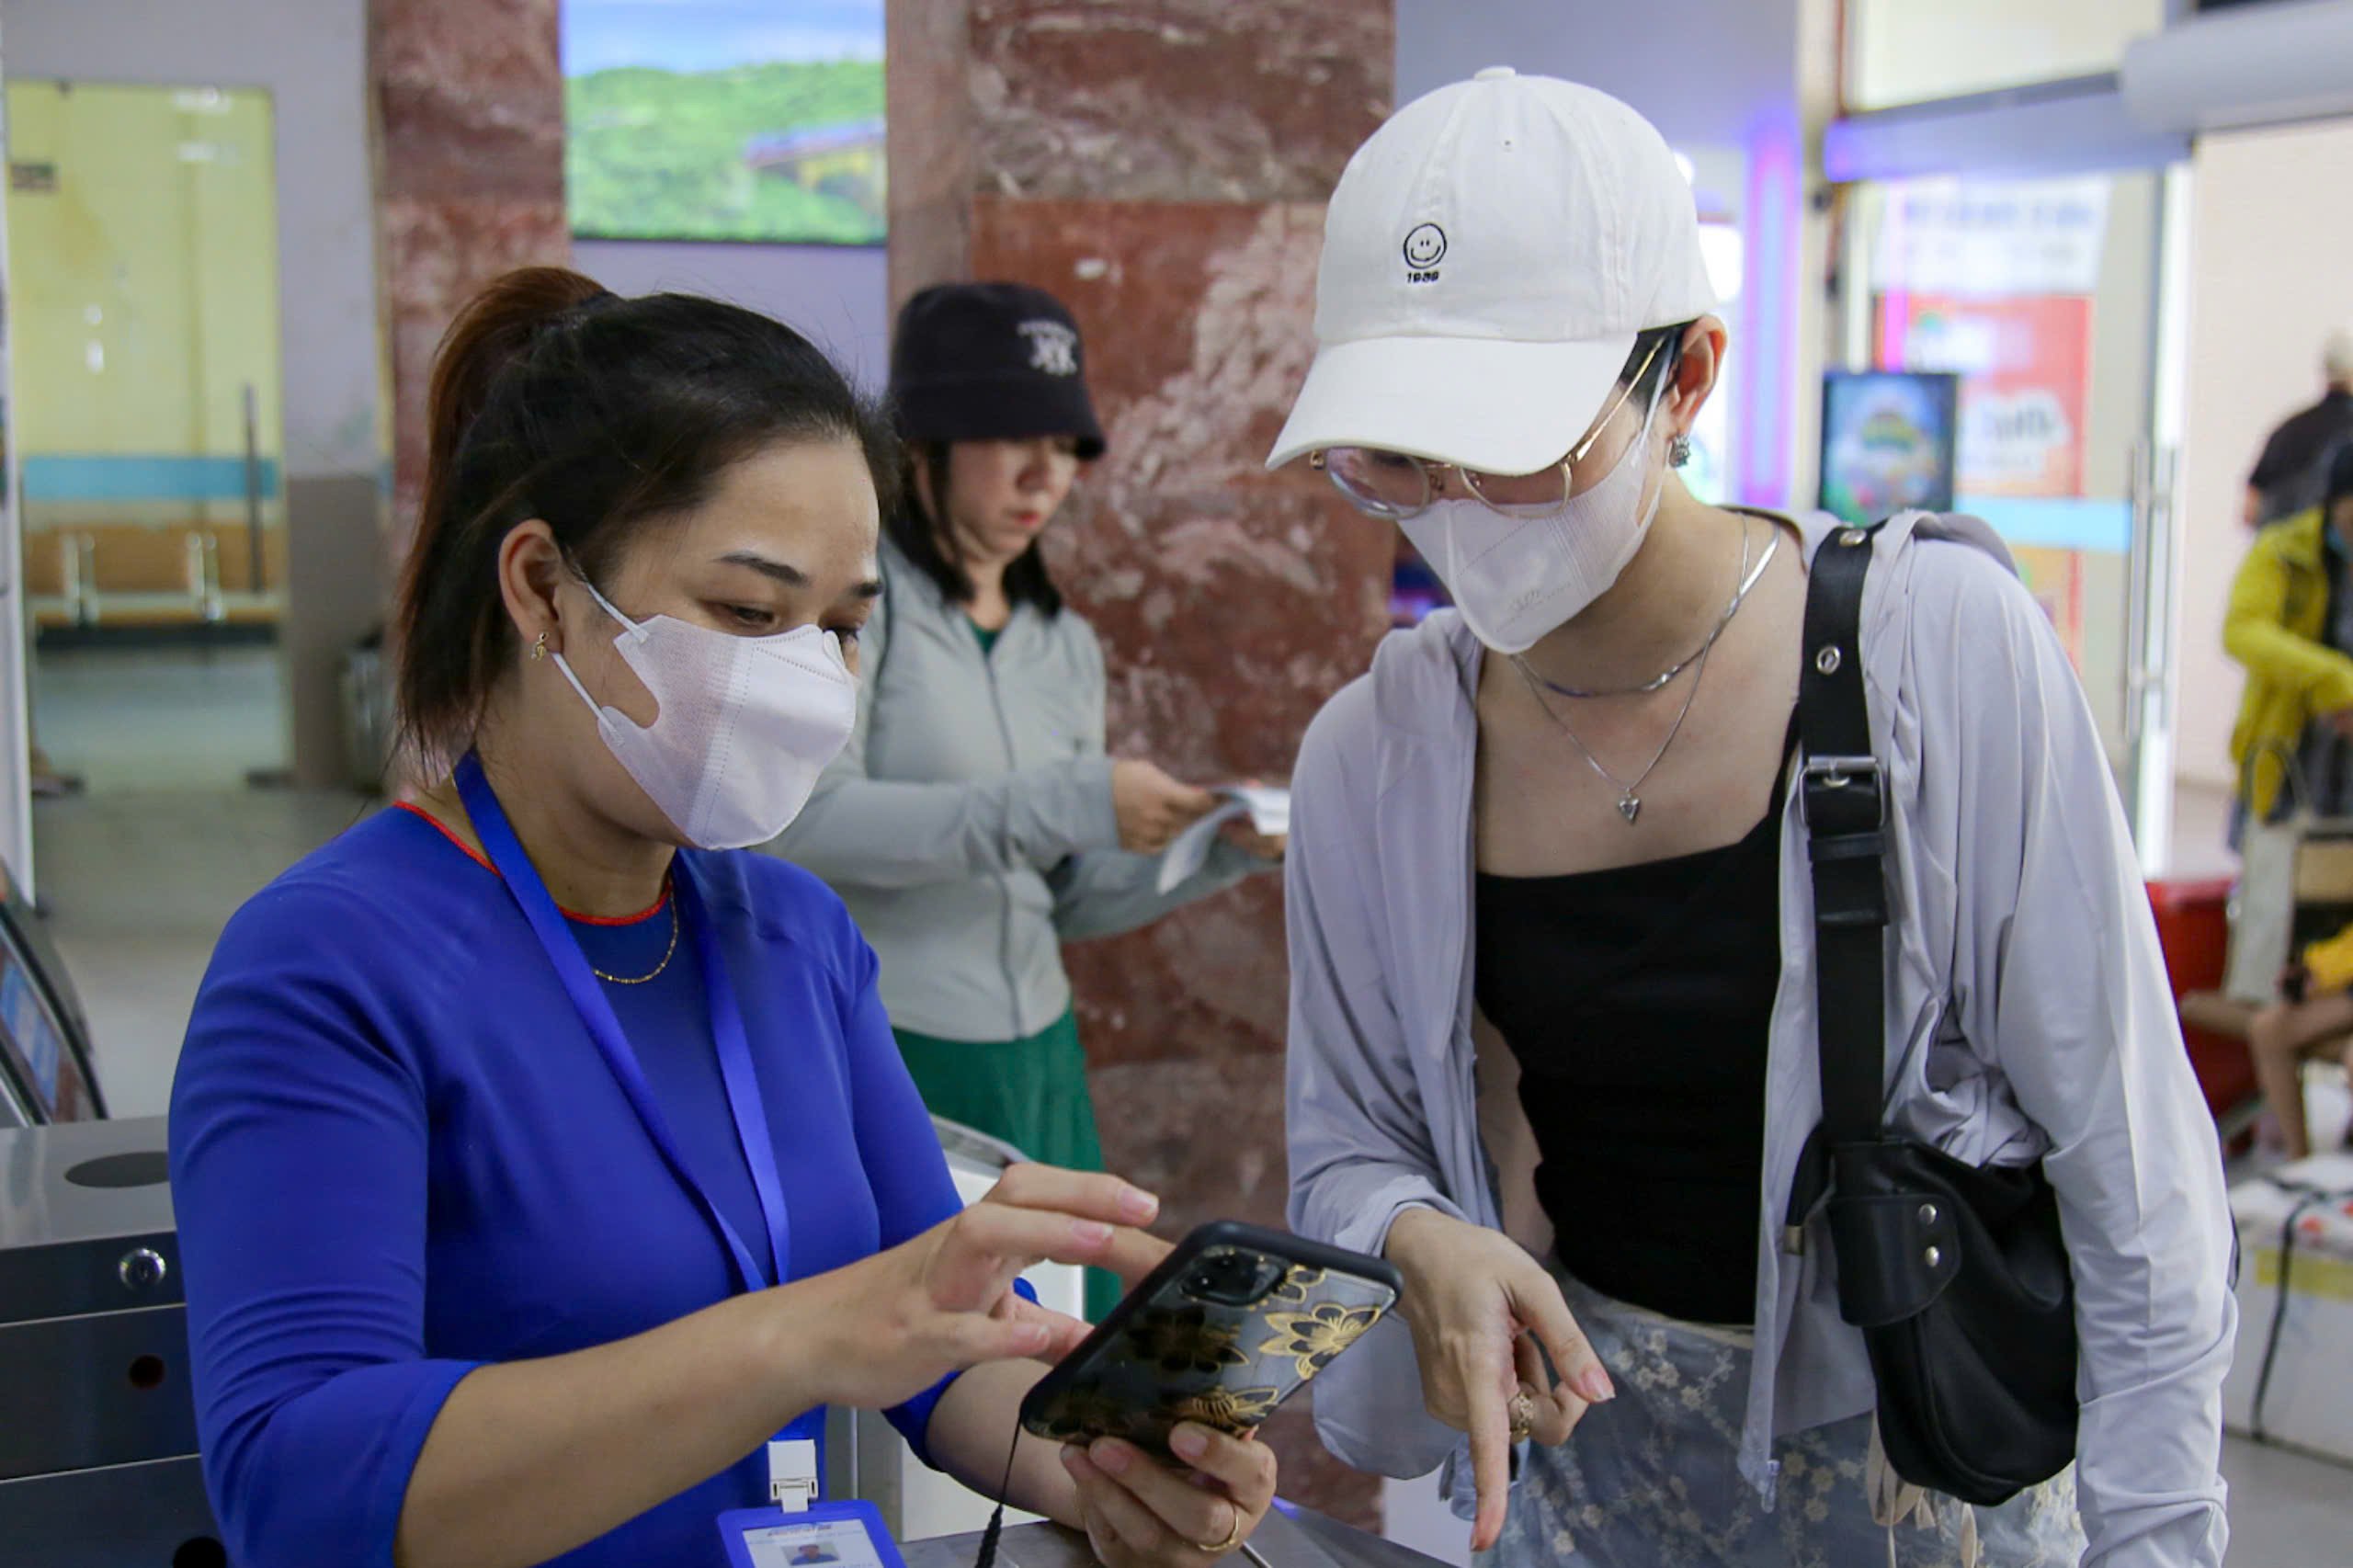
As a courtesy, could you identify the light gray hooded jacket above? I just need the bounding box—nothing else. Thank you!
[1284,512,2234,1566]
[770,538,1262,1040]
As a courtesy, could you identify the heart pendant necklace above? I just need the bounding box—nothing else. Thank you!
[1508,519,1759,826]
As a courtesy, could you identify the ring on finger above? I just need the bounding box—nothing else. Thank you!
[1196,1506,1245,1555]
[1508,1387,1538,1443]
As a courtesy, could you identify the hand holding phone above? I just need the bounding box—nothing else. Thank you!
[1019,1221,1400,1457]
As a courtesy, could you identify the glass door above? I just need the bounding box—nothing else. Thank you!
[1841,170,2179,853]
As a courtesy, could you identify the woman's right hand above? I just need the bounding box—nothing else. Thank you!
[1384,1208,1617,1551]
[785,1165,1165,1415]
[1110,760,1217,854]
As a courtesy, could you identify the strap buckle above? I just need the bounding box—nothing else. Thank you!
[1802,756,1887,928]
[1802,756,1884,835]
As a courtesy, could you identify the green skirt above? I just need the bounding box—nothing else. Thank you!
[893,1010,1123,1323]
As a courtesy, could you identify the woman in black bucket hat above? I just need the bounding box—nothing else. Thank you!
[767,282,1284,1321]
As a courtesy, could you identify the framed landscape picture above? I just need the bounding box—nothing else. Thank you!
[563,0,885,245]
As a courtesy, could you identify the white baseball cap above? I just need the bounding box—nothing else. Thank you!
[1267,68,1718,477]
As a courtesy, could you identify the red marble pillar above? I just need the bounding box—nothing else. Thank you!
[891,0,1396,1527]
[371,0,570,547]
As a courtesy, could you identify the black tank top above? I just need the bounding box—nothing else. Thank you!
[1472,725,1794,1325]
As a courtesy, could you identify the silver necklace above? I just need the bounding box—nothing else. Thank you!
[1517,522,1780,700]
[1509,521,1761,825]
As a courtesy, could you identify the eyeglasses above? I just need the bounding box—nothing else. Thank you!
[1309,339,1665,521]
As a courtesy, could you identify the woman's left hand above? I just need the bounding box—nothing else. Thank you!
[1218,820,1286,863]
[1061,1423,1277,1567]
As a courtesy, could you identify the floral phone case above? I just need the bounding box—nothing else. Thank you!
[1019,1221,1402,1456]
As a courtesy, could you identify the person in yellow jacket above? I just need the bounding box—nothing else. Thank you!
[2226,441,2353,831]
[2232,443,2353,1157]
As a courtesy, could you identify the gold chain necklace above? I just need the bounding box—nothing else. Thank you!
[589,892,680,985]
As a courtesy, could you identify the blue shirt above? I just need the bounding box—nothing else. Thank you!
[169,807,975,1568]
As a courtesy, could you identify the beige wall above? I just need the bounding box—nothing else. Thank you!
[1849,0,2165,109]
[2177,119,2353,794]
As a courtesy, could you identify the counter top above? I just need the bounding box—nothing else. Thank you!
[902,1501,1449,1568]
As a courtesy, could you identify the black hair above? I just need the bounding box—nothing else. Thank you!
[394,266,899,770]
[1625,320,1696,402]
[883,441,1066,618]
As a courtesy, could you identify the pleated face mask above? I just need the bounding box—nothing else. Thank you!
[1398,379,1667,654]
[553,582,858,849]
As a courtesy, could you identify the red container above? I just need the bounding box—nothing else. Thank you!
[2146,878,2256,1125]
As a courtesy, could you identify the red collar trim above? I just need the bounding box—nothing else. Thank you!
[393,801,673,926]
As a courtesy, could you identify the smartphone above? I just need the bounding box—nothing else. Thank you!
[1019,1220,1402,1457]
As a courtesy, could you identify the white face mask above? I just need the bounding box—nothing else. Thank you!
[1399,385,1666,654]
[552,583,858,850]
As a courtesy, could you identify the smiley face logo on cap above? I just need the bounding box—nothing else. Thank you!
[1402,223,1448,269]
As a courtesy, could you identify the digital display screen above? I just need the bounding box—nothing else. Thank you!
[1818,370,1961,527]
[0,934,91,1120]
[563,0,885,244]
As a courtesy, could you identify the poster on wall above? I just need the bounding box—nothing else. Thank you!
[1816,370,1960,526]
[1878,294,2092,499]
[563,0,885,244]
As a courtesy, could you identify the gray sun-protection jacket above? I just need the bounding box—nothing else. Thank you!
[1284,510,2234,1566]
[769,537,1265,1040]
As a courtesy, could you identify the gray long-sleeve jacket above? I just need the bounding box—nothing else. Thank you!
[1285,511,2234,1566]
[768,537,1262,1041]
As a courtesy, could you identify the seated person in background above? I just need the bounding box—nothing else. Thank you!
[167,267,1276,1568]
[2250,926,2353,1161]
[2227,441,2353,840]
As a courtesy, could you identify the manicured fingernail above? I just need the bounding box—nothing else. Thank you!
[1090,1438,1131,1474]
[1578,1365,1617,1403]
[1119,1186,1160,1222]
[1073,1220,1115,1246]
[1170,1425,1210,1461]
[1062,1445,1088,1474]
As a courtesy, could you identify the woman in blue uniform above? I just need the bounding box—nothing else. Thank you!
[167,268,1277,1568]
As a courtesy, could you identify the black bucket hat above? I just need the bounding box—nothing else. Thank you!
[890,281,1106,460]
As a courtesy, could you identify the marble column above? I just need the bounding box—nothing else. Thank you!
[371,0,569,546]
[890,0,1395,1528]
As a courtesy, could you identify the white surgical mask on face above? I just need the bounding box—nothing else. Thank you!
[552,582,858,849]
[1399,384,1667,654]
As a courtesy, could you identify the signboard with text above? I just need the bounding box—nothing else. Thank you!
[1878,294,2093,500]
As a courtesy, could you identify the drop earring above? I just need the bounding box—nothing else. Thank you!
[1667,434,1694,469]
[531,631,550,662]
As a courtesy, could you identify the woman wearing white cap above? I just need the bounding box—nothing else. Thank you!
[1273,70,2232,1566]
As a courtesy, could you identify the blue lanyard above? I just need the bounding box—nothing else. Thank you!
[457,755,794,1296]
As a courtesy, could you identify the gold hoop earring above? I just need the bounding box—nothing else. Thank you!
[531,631,550,662]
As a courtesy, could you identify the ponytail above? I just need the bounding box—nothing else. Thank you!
[411,267,611,585]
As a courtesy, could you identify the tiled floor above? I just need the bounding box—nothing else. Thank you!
[2221,1437,2353,1566]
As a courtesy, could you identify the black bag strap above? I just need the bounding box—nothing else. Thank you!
[1799,522,1891,1151]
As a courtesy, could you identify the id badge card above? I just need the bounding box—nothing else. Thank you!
[719,1499,910,1568]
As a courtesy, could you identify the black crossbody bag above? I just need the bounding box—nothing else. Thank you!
[1788,521,2079,1505]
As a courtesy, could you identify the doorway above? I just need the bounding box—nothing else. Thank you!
[4,79,290,795]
